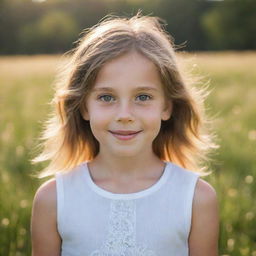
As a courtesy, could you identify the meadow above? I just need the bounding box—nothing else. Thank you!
[0,52,255,255]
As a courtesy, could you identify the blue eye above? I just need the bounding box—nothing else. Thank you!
[98,95,114,102]
[136,94,151,101]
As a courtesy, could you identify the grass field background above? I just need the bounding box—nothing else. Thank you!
[0,52,255,255]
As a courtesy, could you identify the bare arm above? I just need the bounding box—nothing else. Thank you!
[31,179,62,256]
[188,178,219,256]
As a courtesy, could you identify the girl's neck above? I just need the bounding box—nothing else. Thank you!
[88,151,165,181]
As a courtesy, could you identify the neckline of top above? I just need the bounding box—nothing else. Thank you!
[81,161,172,200]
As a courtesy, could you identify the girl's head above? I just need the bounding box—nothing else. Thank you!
[81,50,172,160]
[33,12,219,178]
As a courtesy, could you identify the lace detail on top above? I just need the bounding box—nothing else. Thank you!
[90,200,157,256]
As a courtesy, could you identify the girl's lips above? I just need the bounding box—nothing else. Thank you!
[109,130,142,140]
[110,130,141,135]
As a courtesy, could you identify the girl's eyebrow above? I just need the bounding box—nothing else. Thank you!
[92,86,159,92]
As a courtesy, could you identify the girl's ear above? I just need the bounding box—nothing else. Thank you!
[82,111,90,121]
[161,100,172,121]
[80,105,90,121]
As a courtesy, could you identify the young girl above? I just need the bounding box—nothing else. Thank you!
[31,13,219,256]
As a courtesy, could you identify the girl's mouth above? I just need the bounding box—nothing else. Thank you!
[109,130,142,140]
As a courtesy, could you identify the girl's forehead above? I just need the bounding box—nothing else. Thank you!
[93,51,163,90]
[100,51,156,72]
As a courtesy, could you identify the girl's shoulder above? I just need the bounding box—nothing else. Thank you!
[32,178,58,229]
[194,178,217,204]
[32,178,58,232]
[193,178,218,219]
[31,178,62,254]
[33,178,57,208]
[193,178,218,220]
[189,178,219,254]
[35,178,56,199]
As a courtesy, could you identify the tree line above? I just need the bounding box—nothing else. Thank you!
[0,0,255,54]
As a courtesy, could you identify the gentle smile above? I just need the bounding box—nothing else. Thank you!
[110,130,142,135]
[109,130,142,140]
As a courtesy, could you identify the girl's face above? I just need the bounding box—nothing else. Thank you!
[82,50,172,158]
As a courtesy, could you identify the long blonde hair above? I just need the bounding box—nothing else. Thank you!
[32,12,219,178]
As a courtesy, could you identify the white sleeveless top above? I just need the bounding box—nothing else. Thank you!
[55,161,200,256]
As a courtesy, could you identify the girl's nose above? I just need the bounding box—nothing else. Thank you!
[115,101,134,123]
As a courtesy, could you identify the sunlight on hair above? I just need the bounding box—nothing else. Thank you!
[32,13,220,178]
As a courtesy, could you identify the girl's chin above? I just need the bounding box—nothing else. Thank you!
[99,147,144,158]
[109,151,140,158]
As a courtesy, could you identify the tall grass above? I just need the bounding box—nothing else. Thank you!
[0,53,255,255]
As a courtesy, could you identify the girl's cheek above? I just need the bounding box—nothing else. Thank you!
[89,108,114,123]
[136,104,163,115]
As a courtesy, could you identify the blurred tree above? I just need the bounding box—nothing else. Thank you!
[63,0,108,29]
[202,0,256,50]
[19,10,79,53]
[0,0,255,53]
[146,0,211,50]
[0,0,46,54]
[0,0,23,54]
